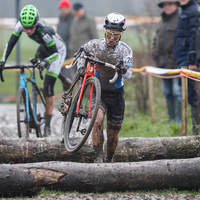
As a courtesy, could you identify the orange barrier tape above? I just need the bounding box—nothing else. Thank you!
[132,67,146,73]
[166,69,181,74]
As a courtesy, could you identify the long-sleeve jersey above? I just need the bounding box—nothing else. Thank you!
[77,38,133,91]
[1,19,65,64]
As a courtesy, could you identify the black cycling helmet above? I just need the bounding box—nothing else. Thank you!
[103,12,126,32]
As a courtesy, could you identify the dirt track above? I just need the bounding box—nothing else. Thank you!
[2,192,200,200]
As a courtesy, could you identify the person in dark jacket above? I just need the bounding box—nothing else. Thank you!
[57,0,73,91]
[152,0,181,124]
[173,0,200,134]
[69,3,98,57]
[68,3,98,75]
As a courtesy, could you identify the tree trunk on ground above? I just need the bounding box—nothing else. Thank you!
[1,158,200,197]
[0,136,200,164]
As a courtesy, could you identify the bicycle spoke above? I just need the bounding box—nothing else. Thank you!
[64,77,101,153]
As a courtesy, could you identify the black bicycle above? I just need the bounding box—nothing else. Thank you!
[0,58,46,138]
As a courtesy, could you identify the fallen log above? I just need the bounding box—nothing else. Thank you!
[1,158,200,197]
[0,136,200,164]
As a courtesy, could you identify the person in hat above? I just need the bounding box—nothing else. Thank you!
[152,0,181,124]
[68,3,98,74]
[173,0,200,134]
[57,0,73,91]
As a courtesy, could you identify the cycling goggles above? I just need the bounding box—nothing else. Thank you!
[23,25,36,30]
[105,30,122,38]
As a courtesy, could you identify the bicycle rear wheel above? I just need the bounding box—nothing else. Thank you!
[17,88,30,138]
[64,76,101,153]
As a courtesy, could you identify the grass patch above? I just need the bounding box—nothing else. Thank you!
[30,188,200,198]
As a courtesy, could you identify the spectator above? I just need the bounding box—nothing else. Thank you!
[68,2,98,74]
[57,0,73,91]
[152,0,181,124]
[173,0,200,134]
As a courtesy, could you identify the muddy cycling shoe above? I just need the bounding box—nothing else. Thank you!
[94,156,104,163]
[43,126,52,138]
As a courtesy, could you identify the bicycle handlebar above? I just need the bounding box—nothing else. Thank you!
[65,48,118,83]
[0,60,44,82]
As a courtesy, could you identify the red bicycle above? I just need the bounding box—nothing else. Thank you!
[59,47,119,153]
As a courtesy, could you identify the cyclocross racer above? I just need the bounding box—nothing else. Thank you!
[0,5,67,137]
[77,12,133,163]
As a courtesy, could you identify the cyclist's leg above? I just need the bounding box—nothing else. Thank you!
[105,88,125,162]
[91,88,106,163]
[43,45,66,137]
[58,45,72,91]
[58,70,72,91]
[43,74,56,137]
[92,107,105,163]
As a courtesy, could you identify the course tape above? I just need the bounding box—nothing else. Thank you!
[132,66,181,74]
[132,66,200,81]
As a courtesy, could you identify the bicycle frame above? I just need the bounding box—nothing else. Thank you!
[19,68,30,123]
[20,66,43,125]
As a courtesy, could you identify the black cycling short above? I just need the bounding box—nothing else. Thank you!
[44,74,57,97]
[92,87,125,130]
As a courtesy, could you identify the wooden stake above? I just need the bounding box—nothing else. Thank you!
[181,67,188,136]
[148,73,156,124]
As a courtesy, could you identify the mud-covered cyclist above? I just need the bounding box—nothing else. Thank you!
[77,12,133,163]
[0,5,68,137]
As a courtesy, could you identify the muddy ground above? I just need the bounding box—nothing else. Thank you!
[0,103,63,139]
[1,104,200,200]
[2,192,200,200]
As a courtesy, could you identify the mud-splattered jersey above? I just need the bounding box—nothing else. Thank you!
[77,38,133,91]
[1,19,65,64]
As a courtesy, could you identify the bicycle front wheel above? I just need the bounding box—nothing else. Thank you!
[64,76,101,153]
[17,88,30,138]
[34,86,46,137]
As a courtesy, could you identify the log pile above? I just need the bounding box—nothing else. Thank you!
[0,136,200,164]
[1,158,200,197]
[1,136,200,197]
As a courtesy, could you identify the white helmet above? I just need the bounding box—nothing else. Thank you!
[103,12,126,32]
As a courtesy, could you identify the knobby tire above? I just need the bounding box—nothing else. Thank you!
[29,86,46,137]
[17,88,30,138]
[35,87,46,137]
[64,76,101,153]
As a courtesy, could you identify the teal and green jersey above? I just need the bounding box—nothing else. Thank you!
[1,19,64,64]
